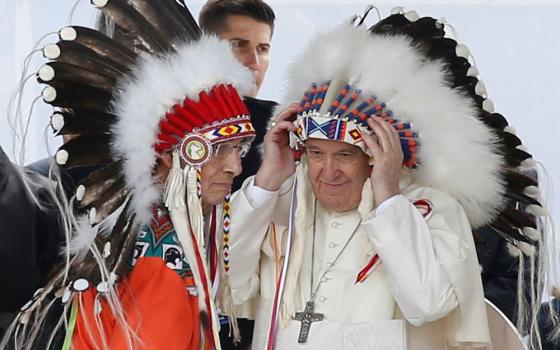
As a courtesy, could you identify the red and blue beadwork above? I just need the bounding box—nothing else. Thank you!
[154,83,255,164]
[294,81,419,168]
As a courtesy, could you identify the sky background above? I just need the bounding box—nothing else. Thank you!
[0,1,559,278]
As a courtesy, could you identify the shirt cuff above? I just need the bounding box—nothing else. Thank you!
[375,194,403,215]
[244,177,279,209]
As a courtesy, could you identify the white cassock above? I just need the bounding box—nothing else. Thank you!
[228,169,491,350]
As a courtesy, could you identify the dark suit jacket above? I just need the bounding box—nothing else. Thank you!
[232,97,277,192]
[474,226,526,323]
[0,148,64,336]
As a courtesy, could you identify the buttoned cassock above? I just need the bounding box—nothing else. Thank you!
[228,171,491,350]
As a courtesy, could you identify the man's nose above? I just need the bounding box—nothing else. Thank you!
[243,50,260,71]
[223,150,242,177]
[322,155,341,178]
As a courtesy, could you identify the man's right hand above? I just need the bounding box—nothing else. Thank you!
[254,104,299,191]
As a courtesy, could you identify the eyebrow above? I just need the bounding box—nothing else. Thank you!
[230,38,270,47]
[229,38,249,43]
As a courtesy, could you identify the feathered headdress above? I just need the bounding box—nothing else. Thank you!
[4,1,254,349]
[279,8,544,249]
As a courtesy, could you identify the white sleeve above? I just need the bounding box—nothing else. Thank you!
[362,194,459,326]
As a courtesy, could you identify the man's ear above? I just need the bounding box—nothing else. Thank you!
[159,151,173,170]
[152,150,173,181]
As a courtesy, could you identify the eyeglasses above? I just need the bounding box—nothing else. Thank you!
[214,141,251,159]
[305,148,361,164]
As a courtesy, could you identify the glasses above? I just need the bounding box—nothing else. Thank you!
[305,148,361,164]
[214,141,251,159]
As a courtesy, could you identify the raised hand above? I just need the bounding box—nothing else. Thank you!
[362,116,404,206]
[255,104,299,191]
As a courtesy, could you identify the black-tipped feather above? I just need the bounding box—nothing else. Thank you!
[505,169,539,190]
[38,61,117,93]
[490,218,533,244]
[113,217,140,278]
[58,135,112,168]
[488,113,509,129]
[43,81,112,112]
[422,38,458,60]
[128,0,199,44]
[50,41,130,78]
[173,0,202,39]
[501,148,533,167]
[89,183,127,225]
[52,109,115,136]
[496,130,522,148]
[401,17,445,41]
[369,14,411,33]
[97,198,134,272]
[78,162,123,207]
[363,14,546,248]
[501,207,538,230]
[63,26,137,65]
[504,189,542,207]
[453,75,479,96]
[93,0,170,53]
[447,57,472,80]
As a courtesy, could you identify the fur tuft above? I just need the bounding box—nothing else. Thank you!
[67,215,98,256]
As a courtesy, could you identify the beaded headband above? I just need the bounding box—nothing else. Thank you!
[292,80,419,168]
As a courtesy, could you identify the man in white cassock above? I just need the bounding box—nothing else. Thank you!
[224,17,514,350]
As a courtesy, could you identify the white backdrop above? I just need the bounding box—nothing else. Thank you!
[0,0,559,233]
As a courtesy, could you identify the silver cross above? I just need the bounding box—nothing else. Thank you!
[293,301,324,343]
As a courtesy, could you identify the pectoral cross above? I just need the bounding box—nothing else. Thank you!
[293,301,324,343]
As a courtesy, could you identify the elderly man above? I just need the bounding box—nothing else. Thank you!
[226,9,542,349]
[1,0,258,347]
[229,110,490,349]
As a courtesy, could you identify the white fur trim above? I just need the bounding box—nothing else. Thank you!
[467,66,479,77]
[405,10,420,22]
[111,36,254,225]
[278,25,506,228]
[50,113,64,132]
[504,125,517,134]
[482,99,495,112]
[68,202,126,256]
[523,227,541,241]
[521,158,537,168]
[76,184,85,201]
[456,44,471,59]
[519,241,536,256]
[526,204,547,217]
[506,242,521,257]
[475,81,487,97]
[524,185,541,198]
[68,215,98,255]
[55,150,68,165]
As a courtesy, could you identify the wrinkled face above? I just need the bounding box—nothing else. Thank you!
[306,139,370,213]
[200,139,247,207]
[217,15,272,97]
